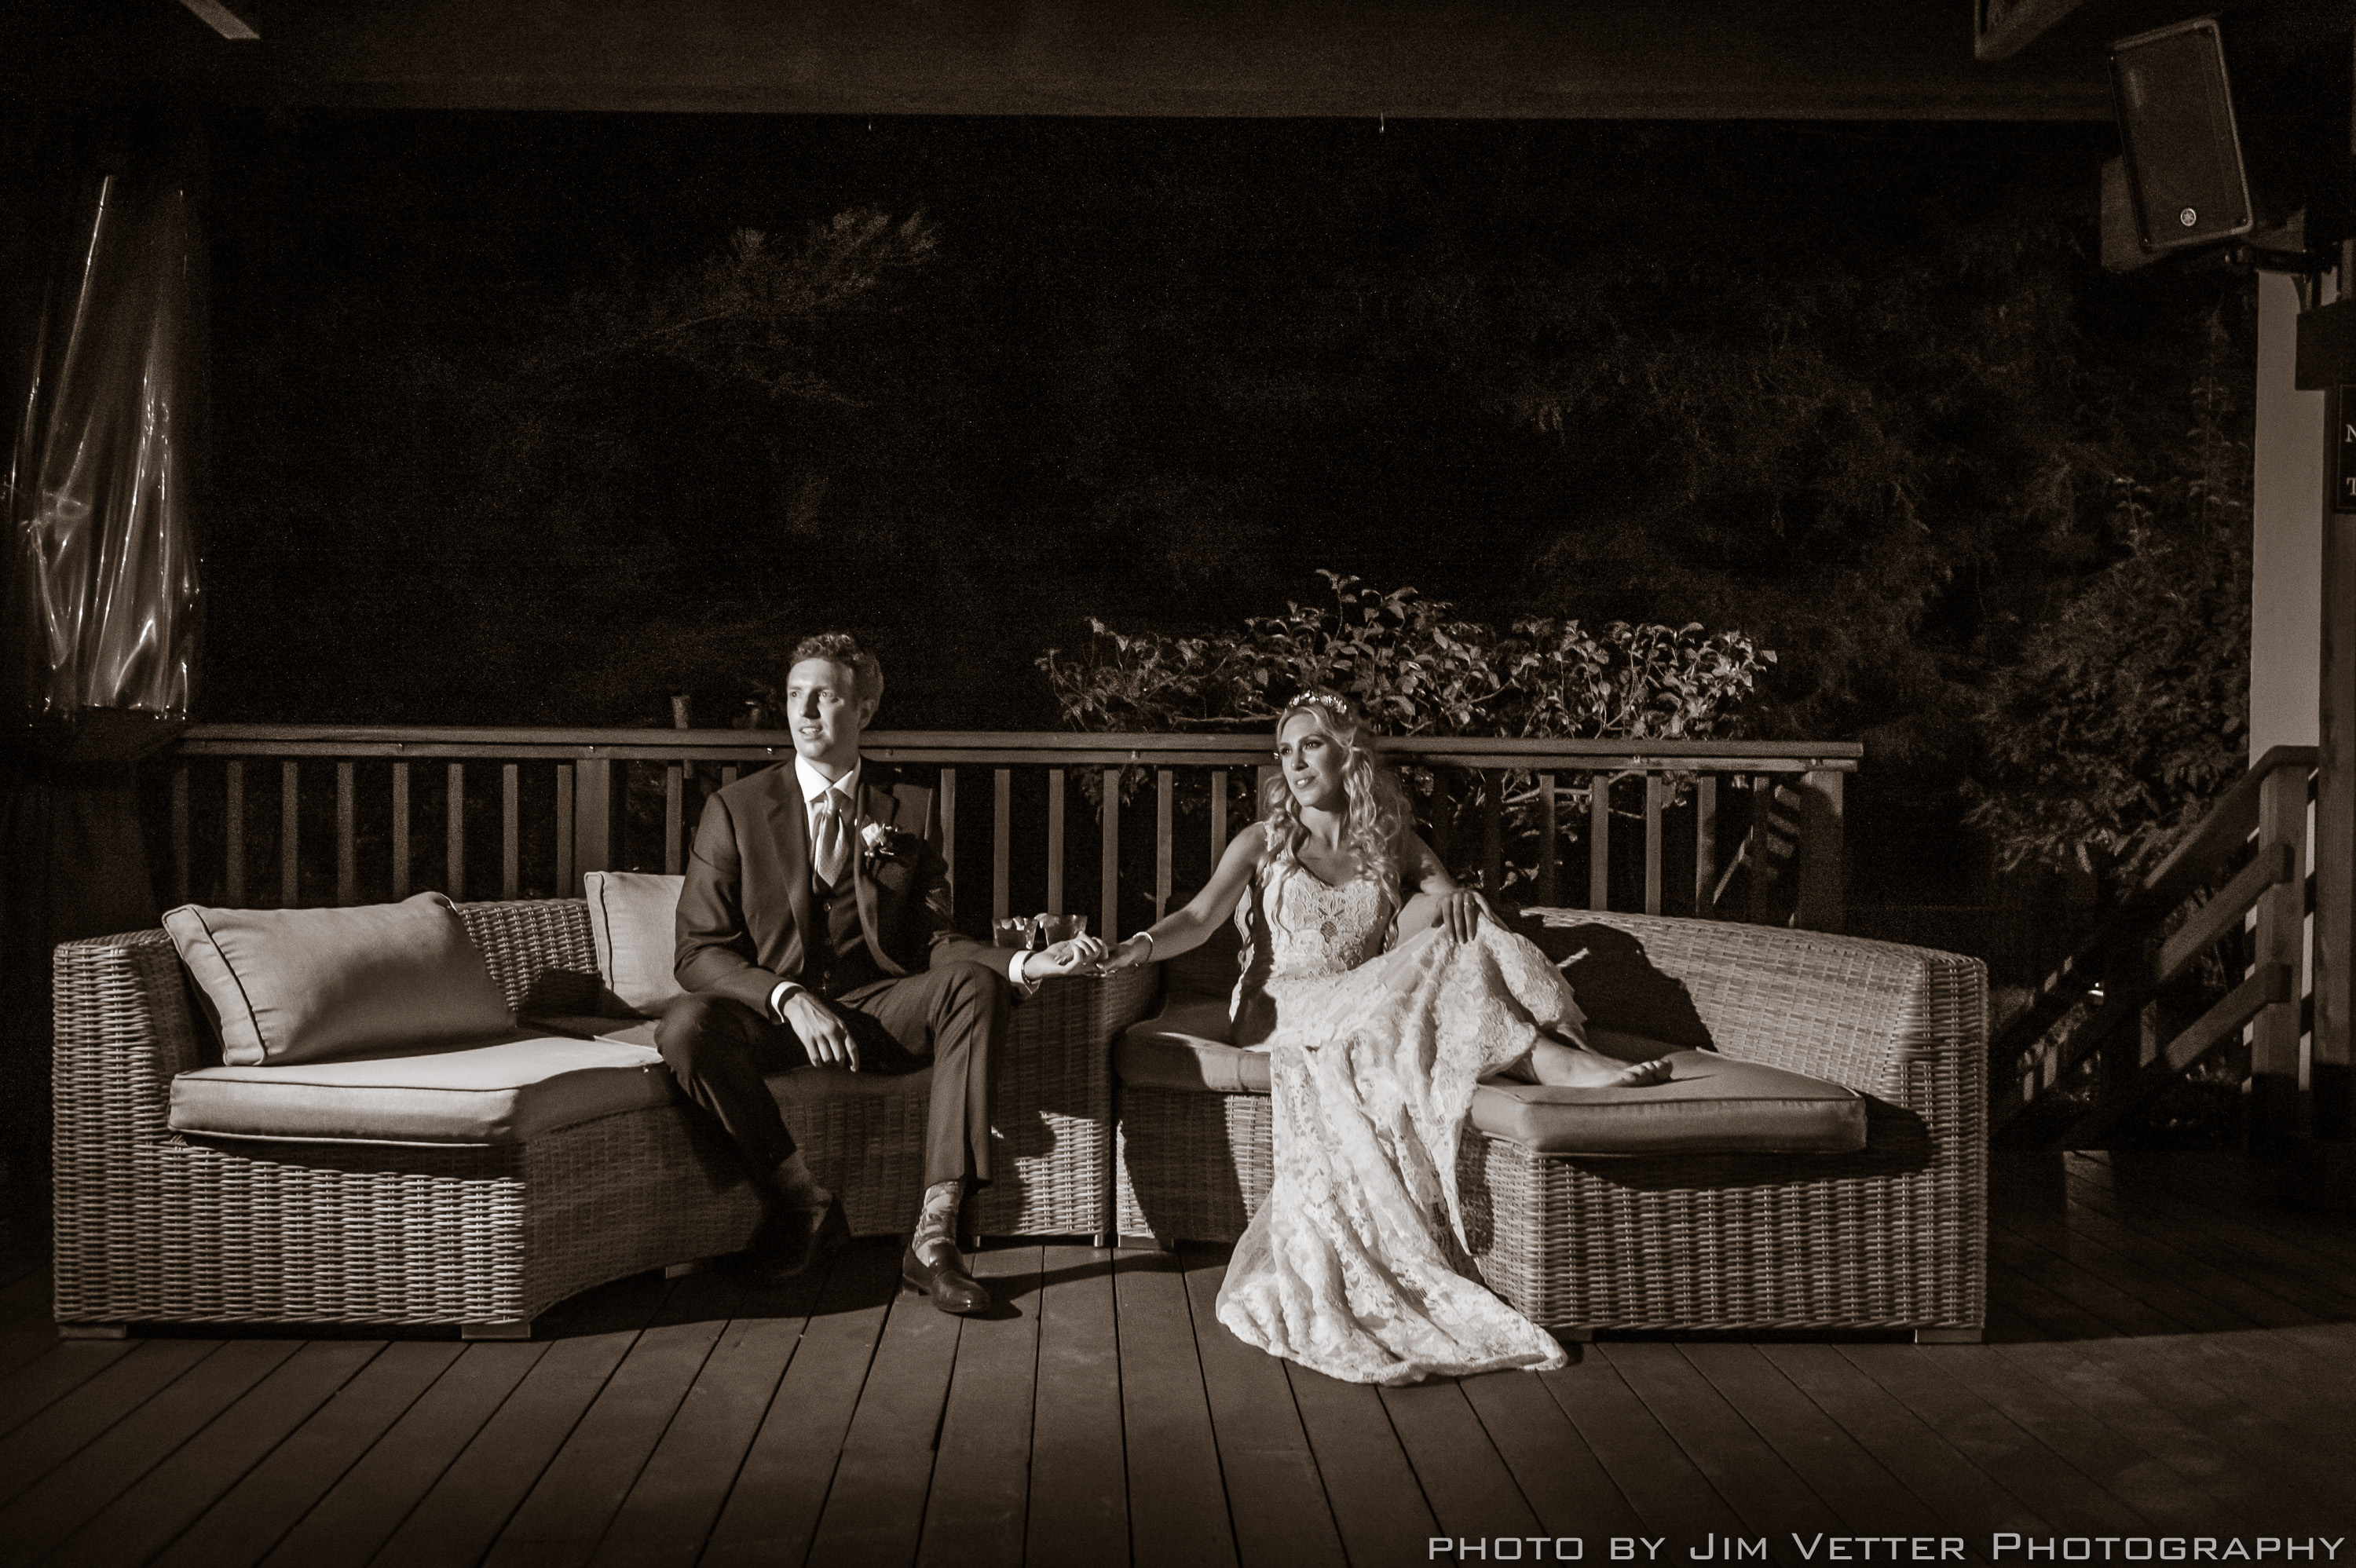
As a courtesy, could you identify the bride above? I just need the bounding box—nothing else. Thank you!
[1082,691,1670,1385]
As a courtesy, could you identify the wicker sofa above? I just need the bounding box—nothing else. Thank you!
[1112,908,1988,1341]
[51,897,1156,1338]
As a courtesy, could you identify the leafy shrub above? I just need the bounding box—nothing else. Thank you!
[1037,571,1774,890]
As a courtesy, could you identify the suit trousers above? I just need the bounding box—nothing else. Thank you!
[655,961,1009,1195]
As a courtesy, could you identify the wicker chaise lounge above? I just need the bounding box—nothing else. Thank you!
[51,897,1154,1338]
[1113,908,1988,1341]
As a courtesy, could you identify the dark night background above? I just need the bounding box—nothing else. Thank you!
[197,120,2230,696]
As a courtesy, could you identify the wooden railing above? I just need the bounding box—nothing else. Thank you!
[152,726,1862,938]
[1992,745,2316,1150]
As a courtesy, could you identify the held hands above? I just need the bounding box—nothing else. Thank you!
[1018,938,1099,983]
[1065,931,1150,975]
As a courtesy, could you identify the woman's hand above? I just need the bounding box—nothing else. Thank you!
[1088,932,1157,974]
[1432,889,1492,943]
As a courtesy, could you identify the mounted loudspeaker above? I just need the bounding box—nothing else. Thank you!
[2109,17,2255,256]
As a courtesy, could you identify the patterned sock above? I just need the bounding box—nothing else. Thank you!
[913,1180,963,1264]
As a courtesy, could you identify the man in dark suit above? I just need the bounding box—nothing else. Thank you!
[658,631,1091,1314]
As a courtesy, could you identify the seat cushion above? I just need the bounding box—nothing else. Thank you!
[161,892,514,1067]
[1114,994,1271,1094]
[584,871,687,1017]
[1469,1051,1867,1156]
[169,1033,677,1146]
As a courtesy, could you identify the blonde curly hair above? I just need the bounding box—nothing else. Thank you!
[1257,691,1410,916]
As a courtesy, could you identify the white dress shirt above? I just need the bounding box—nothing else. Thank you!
[768,756,1034,1020]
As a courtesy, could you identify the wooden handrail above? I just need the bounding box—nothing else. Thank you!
[1993,745,2318,1147]
[157,724,1857,938]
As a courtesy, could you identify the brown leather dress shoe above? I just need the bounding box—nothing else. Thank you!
[744,1197,849,1281]
[901,1242,991,1314]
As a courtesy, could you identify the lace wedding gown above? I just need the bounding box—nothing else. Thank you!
[1212,861,1581,1384]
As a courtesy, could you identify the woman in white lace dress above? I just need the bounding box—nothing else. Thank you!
[1083,692,1670,1385]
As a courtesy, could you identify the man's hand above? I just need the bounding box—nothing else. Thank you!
[1019,939,1099,982]
[781,990,861,1071]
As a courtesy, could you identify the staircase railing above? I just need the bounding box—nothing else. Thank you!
[1992,744,2314,1149]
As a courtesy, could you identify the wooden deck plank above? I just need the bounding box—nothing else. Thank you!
[155,1340,466,1568]
[1754,1344,2047,1537]
[1983,1257,2120,1343]
[1986,1223,2201,1338]
[1600,1343,1847,1545]
[486,1270,748,1567]
[1377,1378,1542,1541]
[804,1262,968,1568]
[916,1246,1043,1568]
[1025,1243,1126,1568]
[1537,1350,1749,1539]
[2062,1329,2356,1494]
[48,1340,386,1568]
[1458,1366,1646,1540]
[1176,1245,1346,1568]
[1912,1344,2219,1533]
[2062,1167,2356,1320]
[1994,1197,2278,1333]
[0,1340,140,1440]
[590,1270,829,1568]
[2090,1152,2356,1272]
[366,1271,671,1568]
[0,1337,300,1566]
[1113,1249,1237,1568]
[0,1272,61,1379]
[1831,1345,2149,1535]
[1990,1338,2351,1536]
[1282,1361,1438,1568]
[258,1342,548,1568]
[1672,1344,1948,1541]
[2131,1324,2356,1475]
[700,1240,900,1568]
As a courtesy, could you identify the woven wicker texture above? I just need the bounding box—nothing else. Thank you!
[1110,911,1987,1333]
[53,900,1162,1330]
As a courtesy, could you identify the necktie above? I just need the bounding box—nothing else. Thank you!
[813,789,851,886]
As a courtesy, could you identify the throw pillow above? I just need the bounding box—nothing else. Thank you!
[584,871,686,1017]
[161,891,514,1067]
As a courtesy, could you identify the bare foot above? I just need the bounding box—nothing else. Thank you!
[1526,1040,1674,1089]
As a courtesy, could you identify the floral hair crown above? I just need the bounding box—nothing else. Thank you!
[1284,691,1353,720]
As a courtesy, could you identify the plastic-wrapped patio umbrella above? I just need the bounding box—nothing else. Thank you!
[0,163,205,1183]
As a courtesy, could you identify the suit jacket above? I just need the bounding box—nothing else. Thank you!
[673,762,999,1012]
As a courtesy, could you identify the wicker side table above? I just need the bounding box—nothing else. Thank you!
[967,963,1161,1246]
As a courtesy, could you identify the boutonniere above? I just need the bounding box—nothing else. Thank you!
[861,820,917,870]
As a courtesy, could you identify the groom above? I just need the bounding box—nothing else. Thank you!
[659,631,1087,1313]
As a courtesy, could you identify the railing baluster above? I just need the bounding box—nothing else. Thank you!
[1794,767,1846,933]
[170,762,189,905]
[503,763,521,898]
[1644,773,1665,916]
[1155,769,1174,919]
[1046,769,1066,916]
[225,760,244,905]
[1210,769,1228,857]
[1694,775,1718,918]
[1430,768,1453,868]
[555,766,575,895]
[993,768,1012,922]
[938,767,957,910]
[280,761,300,908]
[1589,773,1611,911]
[1102,767,1121,941]
[719,765,739,788]
[664,764,684,876]
[1481,772,1503,894]
[2252,759,2310,1149]
[572,759,612,895]
[336,761,357,906]
[447,762,466,901]
[1537,773,1557,905]
[392,762,411,900]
